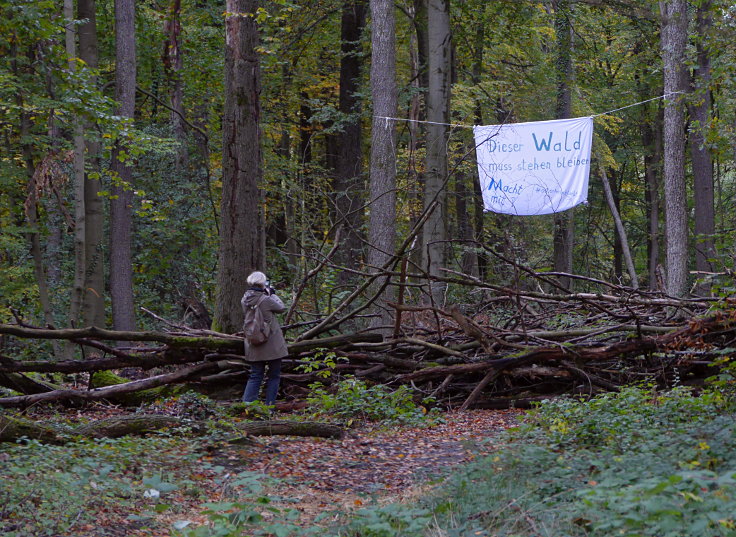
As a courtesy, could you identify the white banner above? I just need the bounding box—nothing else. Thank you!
[473,116,593,215]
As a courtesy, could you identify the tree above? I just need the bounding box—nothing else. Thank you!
[333,0,367,279]
[367,0,397,328]
[215,0,265,333]
[552,0,574,291]
[422,0,451,305]
[78,0,105,328]
[659,0,689,297]
[162,0,189,170]
[689,0,715,281]
[109,0,137,330]
[65,0,87,331]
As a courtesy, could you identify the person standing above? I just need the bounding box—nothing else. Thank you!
[241,271,288,405]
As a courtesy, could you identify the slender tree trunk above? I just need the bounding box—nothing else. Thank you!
[65,0,87,328]
[215,0,265,333]
[367,0,397,329]
[471,18,489,280]
[659,0,689,297]
[334,0,367,279]
[78,0,106,328]
[642,110,662,290]
[163,0,188,169]
[689,1,715,281]
[552,0,574,290]
[110,0,137,331]
[407,0,426,285]
[422,0,451,305]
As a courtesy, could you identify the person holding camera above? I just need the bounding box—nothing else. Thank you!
[240,271,288,406]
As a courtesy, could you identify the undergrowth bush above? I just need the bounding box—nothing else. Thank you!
[0,434,202,536]
[331,384,736,537]
[305,377,442,426]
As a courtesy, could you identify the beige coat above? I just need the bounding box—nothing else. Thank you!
[241,289,289,362]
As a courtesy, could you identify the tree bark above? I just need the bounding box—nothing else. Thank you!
[0,362,218,408]
[78,0,106,329]
[110,0,137,330]
[216,0,265,333]
[552,0,574,291]
[689,1,715,281]
[367,0,398,329]
[163,0,189,169]
[333,1,367,279]
[65,0,88,330]
[235,420,344,439]
[599,164,639,288]
[642,109,662,290]
[422,0,451,306]
[659,0,689,297]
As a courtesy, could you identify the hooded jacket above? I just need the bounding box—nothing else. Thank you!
[241,288,289,361]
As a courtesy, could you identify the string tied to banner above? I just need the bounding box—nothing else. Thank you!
[374,91,689,129]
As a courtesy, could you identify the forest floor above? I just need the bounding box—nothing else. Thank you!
[129,408,523,536]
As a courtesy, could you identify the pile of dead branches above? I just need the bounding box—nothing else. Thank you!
[1,266,732,411]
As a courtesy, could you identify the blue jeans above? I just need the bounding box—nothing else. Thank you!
[242,359,282,405]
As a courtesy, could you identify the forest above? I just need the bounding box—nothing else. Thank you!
[2,0,736,536]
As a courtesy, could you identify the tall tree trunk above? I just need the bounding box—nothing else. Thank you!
[78,0,106,328]
[552,0,574,291]
[215,0,265,333]
[642,108,662,290]
[659,0,689,297]
[689,1,715,282]
[334,0,367,279]
[65,0,87,328]
[471,12,487,280]
[163,0,188,169]
[422,0,451,305]
[407,0,426,285]
[110,0,137,331]
[367,0,397,329]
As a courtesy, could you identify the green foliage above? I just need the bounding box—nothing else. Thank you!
[521,384,725,452]
[0,434,201,536]
[305,377,441,427]
[339,503,434,537]
[296,348,347,378]
[227,400,274,420]
[327,385,736,537]
[173,470,310,537]
[138,392,223,421]
[418,386,736,537]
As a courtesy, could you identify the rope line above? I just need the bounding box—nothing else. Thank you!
[374,91,688,128]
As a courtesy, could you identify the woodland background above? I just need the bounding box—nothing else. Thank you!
[1,0,736,355]
[4,2,736,535]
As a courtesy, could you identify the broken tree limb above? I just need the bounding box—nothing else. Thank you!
[73,414,188,438]
[0,324,242,349]
[597,162,639,289]
[0,351,194,374]
[295,202,437,341]
[0,361,219,408]
[233,420,344,439]
[459,368,503,411]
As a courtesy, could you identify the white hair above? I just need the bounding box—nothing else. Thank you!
[247,271,268,288]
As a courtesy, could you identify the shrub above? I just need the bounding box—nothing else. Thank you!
[305,377,441,426]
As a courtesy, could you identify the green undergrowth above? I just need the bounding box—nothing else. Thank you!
[337,385,736,537]
[304,377,444,427]
[0,433,206,536]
